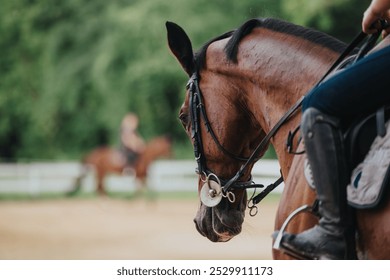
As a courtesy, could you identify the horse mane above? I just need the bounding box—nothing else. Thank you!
[195,30,234,70]
[195,18,347,67]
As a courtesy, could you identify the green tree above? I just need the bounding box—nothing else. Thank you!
[0,0,283,160]
[0,0,371,161]
[281,0,371,41]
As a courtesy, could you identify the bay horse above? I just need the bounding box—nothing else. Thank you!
[70,135,172,195]
[166,18,390,259]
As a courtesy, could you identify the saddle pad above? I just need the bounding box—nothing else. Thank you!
[347,121,390,209]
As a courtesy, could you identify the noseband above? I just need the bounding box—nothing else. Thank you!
[187,71,299,209]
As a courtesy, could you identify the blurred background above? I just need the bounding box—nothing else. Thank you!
[0,0,370,259]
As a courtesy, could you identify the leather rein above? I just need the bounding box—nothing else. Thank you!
[187,24,384,210]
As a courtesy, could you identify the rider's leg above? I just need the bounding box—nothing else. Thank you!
[280,107,349,260]
[303,45,390,121]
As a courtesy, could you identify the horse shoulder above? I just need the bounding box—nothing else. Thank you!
[275,154,317,233]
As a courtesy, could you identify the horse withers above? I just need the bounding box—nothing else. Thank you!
[166,18,390,259]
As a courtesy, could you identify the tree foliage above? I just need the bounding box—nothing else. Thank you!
[281,0,371,40]
[0,0,369,160]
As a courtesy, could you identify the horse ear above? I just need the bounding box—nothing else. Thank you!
[166,21,195,77]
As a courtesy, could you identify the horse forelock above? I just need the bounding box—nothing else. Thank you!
[195,18,347,69]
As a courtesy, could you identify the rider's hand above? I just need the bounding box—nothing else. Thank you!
[362,0,390,37]
[362,9,382,34]
[363,10,382,34]
[381,11,390,38]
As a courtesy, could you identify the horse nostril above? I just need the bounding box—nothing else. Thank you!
[193,218,206,237]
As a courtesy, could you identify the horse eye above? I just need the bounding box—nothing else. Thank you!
[178,113,189,126]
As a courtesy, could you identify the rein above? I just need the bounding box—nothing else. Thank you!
[188,23,384,210]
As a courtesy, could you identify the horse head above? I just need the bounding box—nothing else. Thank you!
[167,22,269,242]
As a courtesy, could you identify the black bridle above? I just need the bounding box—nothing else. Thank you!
[187,71,299,206]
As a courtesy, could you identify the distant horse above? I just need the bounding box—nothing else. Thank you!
[70,135,172,195]
[166,18,390,259]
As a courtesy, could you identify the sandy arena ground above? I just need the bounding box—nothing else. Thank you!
[0,195,279,260]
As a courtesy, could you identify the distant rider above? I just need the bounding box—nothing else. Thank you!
[120,113,145,165]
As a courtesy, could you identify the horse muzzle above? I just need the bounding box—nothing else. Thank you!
[193,196,246,242]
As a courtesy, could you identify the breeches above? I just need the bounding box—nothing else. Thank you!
[302,44,390,127]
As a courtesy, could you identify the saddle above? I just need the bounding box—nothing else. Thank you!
[345,106,390,169]
[302,106,390,209]
[344,107,390,209]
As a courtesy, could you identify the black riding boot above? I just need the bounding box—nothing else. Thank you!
[279,108,349,260]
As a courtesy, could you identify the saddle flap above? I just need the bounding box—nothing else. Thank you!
[345,106,390,169]
[347,120,390,209]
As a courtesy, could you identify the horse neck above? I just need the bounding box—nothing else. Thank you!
[222,29,342,177]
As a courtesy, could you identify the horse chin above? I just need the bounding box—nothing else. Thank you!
[193,196,246,242]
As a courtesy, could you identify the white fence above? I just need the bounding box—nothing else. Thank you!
[0,159,282,195]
